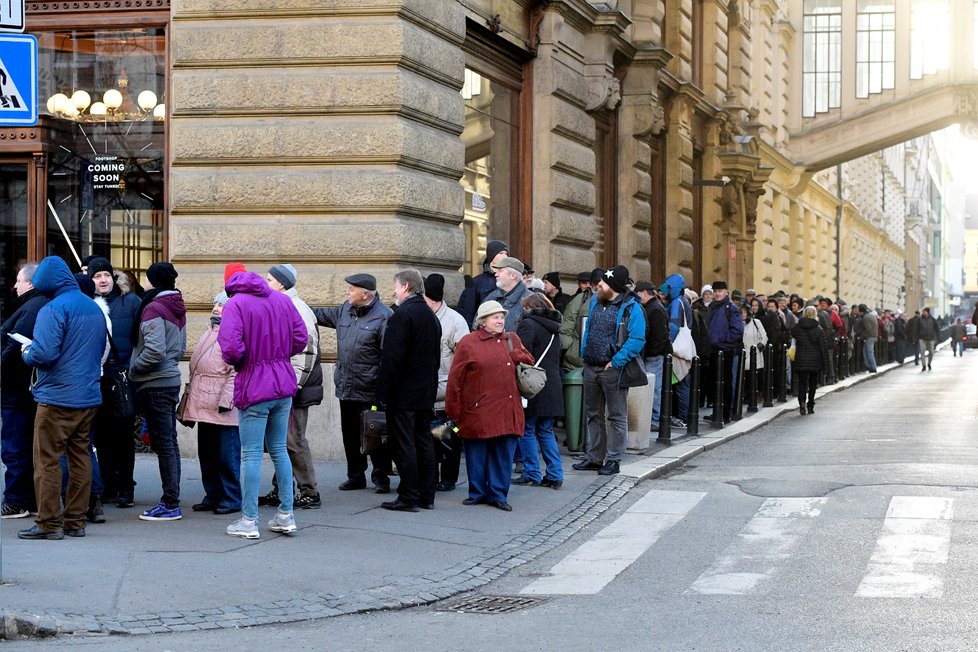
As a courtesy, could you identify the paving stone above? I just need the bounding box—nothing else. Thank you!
[148,626,169,634]
[169,624,200,632]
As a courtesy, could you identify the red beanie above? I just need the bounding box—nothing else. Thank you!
[224,262,246,283]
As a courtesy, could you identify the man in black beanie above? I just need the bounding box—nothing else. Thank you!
[542,272,571,314]
[131,261,187,521]
[456,240,508,328]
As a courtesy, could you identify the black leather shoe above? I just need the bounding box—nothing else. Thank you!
[435,481,456,492]
[419,503,434,510]
[799,406,806,416]
[540,478,563,490]
[65,527,86,538]
[18,525,64,540]
[374,484,392,494]
[572,460,602,471]
[807,404,815,414]
[116,493,134,508]
[257,491,280,506]
[598,460,620,475]
[192,502,216,512]
[381,499,419,513]
[213,506,240,515]
[462,497,485,506]
[87,495,106,524]
[338,479,367,491]
[511,476,540,486]
[488,501,513,512]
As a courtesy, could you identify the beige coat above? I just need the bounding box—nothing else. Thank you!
[184,323,237,426]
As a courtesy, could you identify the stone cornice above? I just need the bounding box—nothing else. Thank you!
[27,0,168,13]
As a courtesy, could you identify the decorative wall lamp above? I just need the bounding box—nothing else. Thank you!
[46,81,164,122]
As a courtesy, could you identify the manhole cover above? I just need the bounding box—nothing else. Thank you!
[437,595,549,614]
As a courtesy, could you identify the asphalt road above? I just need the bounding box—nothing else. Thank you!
[17,348,978,651]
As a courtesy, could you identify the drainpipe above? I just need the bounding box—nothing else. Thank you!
[835,164,843,300]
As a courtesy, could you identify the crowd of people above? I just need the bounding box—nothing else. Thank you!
[0,240,962,540]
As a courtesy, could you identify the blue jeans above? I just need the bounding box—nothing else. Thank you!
[519,416,563,483]
[645,356,664,425]
[863,337,878,372]
[464,435,517,504]
[239,397,293,519]
[1,404,36,508]
[953,341,964,356]
[197,423,242,511]
[138,387,182,509]
[675,374,690,422]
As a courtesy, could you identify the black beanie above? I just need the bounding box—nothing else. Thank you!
[424,273,445,302]
[147,261,178,290]
[74,272,96,298]
[602,265,629,294]
[86,256,113,278]
[483,240,509,267]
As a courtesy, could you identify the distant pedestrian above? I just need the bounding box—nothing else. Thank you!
[18,256,106,540]
[131,262,187,522]
[950,318,965,357]
[860,304,878,373]
[184,291,241,516]
[906,310,921,365]
[792,306,825,415]
[375,270,441,512]
[0,262,47,519]
[446,301,534,511]
[219,269,307,539]
[917,308,938,371]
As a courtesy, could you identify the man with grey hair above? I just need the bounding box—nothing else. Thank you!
[1,262,48,519]
[314,273,393,493]
[375,270,441,511]
[484,257,532,331]
[261,264,324,509]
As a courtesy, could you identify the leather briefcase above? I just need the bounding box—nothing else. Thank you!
[360,408,388,455]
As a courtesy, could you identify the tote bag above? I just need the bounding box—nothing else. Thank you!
[672,305,696,361]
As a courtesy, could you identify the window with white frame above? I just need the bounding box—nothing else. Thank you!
[910,0,949,79]
[803,0,842,117]
[856,1,895,98]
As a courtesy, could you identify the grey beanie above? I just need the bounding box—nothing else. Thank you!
[268,263,297,290]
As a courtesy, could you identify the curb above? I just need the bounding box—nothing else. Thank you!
[0,353,922,639]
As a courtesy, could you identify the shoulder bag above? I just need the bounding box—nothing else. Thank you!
[360,406,388,455]
[672,304,697,361]
[101,337,136,420]
[506,335,551,399]
[615,303,649,389]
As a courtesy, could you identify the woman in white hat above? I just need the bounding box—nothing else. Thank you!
[446,301,534,511]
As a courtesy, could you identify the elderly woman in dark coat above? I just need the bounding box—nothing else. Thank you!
[512,293,564,489]
[446,301,534,512]
[792,305,825,416]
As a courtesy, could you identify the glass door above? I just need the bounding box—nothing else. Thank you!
[0,162,29,320]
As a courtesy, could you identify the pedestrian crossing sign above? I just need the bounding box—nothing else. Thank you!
[0,34,36,126]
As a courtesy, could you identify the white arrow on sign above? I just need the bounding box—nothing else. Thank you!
[0,56,26,110]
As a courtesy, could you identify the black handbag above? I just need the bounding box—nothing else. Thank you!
[102,338,135,420]
[360,407,388,455]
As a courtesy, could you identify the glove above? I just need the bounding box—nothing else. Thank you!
[218,406,231,414]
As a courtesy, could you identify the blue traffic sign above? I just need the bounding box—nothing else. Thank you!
[0,34,36,126]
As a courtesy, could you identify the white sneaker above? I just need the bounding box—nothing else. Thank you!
[226,517,259,539]
[268,511,296,535]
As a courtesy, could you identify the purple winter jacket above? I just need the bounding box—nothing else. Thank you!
[218,272,307,409]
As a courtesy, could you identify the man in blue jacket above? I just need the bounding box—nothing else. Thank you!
[660,274,694,428]
[572,266,646,476]
[18,256,106,540]
[707,280,744,422]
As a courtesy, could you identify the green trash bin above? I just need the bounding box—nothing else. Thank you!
[562,367,585,451]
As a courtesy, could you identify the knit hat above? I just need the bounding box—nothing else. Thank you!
[483,240,508,266]
[147,261,178,290]
[424,273,445,302]
[74,272,96,298]
[712,280,728,290]
[634,281,655,293]
[589,268,604,284]
[224,262,246,283]
[213,290,229,305]
[542,272,561,289]
[701,284,714,295]
[601,265,629,294]
[268,263,297,290]
[86,256,113,278]
[476,300,507,321]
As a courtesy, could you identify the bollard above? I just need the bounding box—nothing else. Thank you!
[732,349,745,421]
[711,351,725,428]
[763,345,774,407]
[855,336,863,373]
[658,354,673,443]
[825,336,836,385]
[687,357,701,437]
[836,337,845,380]
[777,343,788,403]
[746,346,758,413]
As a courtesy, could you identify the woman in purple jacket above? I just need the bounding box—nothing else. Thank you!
[218,271,307,539]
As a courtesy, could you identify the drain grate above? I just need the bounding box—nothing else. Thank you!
[437,595,549,614]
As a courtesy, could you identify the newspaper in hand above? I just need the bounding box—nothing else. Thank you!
[7,332,32,347]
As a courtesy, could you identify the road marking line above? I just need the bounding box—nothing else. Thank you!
[855,496,953,599]
[520,490,706,595]
[687,497,827,596]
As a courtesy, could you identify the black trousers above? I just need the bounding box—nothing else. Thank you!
[338,399,391,486]
[93,410,135,499]
[388,408,436,506]
[796,371,819,408]
[434,411,462,484]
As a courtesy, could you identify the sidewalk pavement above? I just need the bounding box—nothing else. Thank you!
[0,354,914,640]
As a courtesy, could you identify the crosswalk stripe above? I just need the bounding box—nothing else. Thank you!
[855,496,953,598]
[520,489,706,595]
[686,497,827,595]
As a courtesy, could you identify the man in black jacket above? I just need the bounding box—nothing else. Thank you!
[635,282,671,429]
[457,240,508,328]
[376,270,442,512]
[0,262,48,519]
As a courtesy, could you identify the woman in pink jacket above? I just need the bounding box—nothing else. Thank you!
[182,291,241,515]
